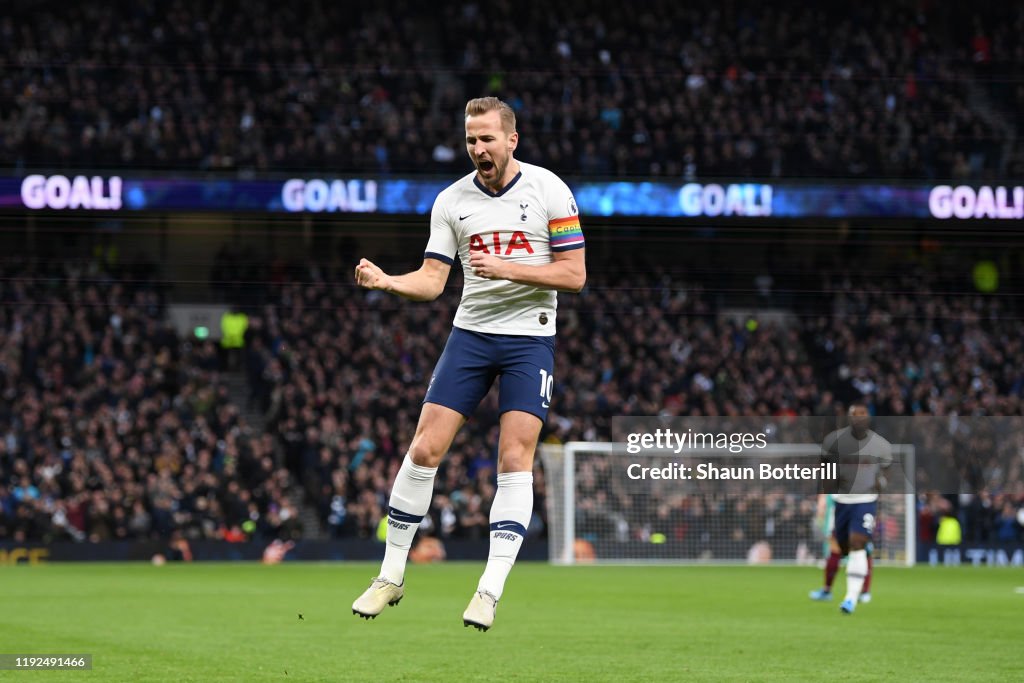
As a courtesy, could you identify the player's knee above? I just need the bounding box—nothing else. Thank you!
[848,534,868,551]
[407,440,445,468]
[497,444,534,473]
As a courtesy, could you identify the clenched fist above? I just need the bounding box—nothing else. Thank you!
[468,252,509,280]
[354,258,393,291]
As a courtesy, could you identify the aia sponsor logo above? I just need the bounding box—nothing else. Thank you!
[468,231,534,255]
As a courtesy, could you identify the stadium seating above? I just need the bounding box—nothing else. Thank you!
[1,1,1021,546]
[2,255,1021,544]
[0,259,301,543]
[0,1,1011,179]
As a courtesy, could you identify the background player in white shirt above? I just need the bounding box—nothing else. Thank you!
[816,404,892,614]
[351,97,585,631]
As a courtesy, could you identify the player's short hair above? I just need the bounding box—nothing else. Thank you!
[465,97,516,134]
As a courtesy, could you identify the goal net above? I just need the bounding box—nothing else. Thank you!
[541,442,916,566]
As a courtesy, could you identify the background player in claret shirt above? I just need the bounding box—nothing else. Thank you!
[816,404,892,615]
[351,97,585,631]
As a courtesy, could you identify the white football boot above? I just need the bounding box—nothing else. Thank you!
[352,577,404,619]
[462,590,498,631]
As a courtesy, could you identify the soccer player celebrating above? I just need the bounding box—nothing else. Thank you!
[816,404,892,614]
[351,97,585,631]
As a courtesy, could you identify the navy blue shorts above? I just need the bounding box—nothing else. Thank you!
[833,501,877,544]
[424,327,555,422]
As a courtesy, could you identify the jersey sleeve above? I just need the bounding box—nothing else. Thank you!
[876,436,894,468]
[545,174,584,252]
[424,192,458,265]
[820,430,839,457]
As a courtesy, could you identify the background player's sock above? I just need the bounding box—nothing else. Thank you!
[379,454,437,584]
[843,549,869,603]
[477,471,533,600]
[862,553,873,593]
[824,551,841,591]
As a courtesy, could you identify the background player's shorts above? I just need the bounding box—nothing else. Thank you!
[833,501,877,544]
[424,327,555,421]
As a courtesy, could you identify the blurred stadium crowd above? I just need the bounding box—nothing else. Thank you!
[1,0,1022,554]
[1,0,1020,178]
[0,260,302,543]
[1,257,1021,548]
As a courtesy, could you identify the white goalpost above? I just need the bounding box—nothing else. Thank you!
[541,442,916,566]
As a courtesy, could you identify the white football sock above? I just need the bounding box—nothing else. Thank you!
[844,549,869,603]
[379,454,437,584]
[477,471,533,600]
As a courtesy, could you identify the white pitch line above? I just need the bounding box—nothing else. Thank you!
[1015,587,1024,594]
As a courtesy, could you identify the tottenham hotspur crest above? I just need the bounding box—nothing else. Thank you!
[520,202,528,222]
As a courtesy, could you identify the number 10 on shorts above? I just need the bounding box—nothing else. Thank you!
[538,369,554,407]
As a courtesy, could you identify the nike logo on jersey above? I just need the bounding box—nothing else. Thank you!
[459,214,473,220]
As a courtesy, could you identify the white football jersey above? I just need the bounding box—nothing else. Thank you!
[424,161,584,336]
[822,427,893,504]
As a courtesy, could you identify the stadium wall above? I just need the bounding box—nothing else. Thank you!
[7,541,1024,566]
[0,539,549,564]
[917,543,1024,567]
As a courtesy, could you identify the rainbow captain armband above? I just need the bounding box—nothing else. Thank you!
[549,216,585,252]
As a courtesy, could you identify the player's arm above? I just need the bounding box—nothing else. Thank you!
[354,257,451,302]
[469,247,586,293]
[356,190,457,301]
[874,437,894,493]
[818,432,837,494]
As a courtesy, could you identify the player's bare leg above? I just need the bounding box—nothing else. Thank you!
[840,532,870,614]
[464,410,541,631]
[353,403,465,619]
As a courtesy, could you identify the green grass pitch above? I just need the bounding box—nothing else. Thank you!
[2,562,1021,681]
